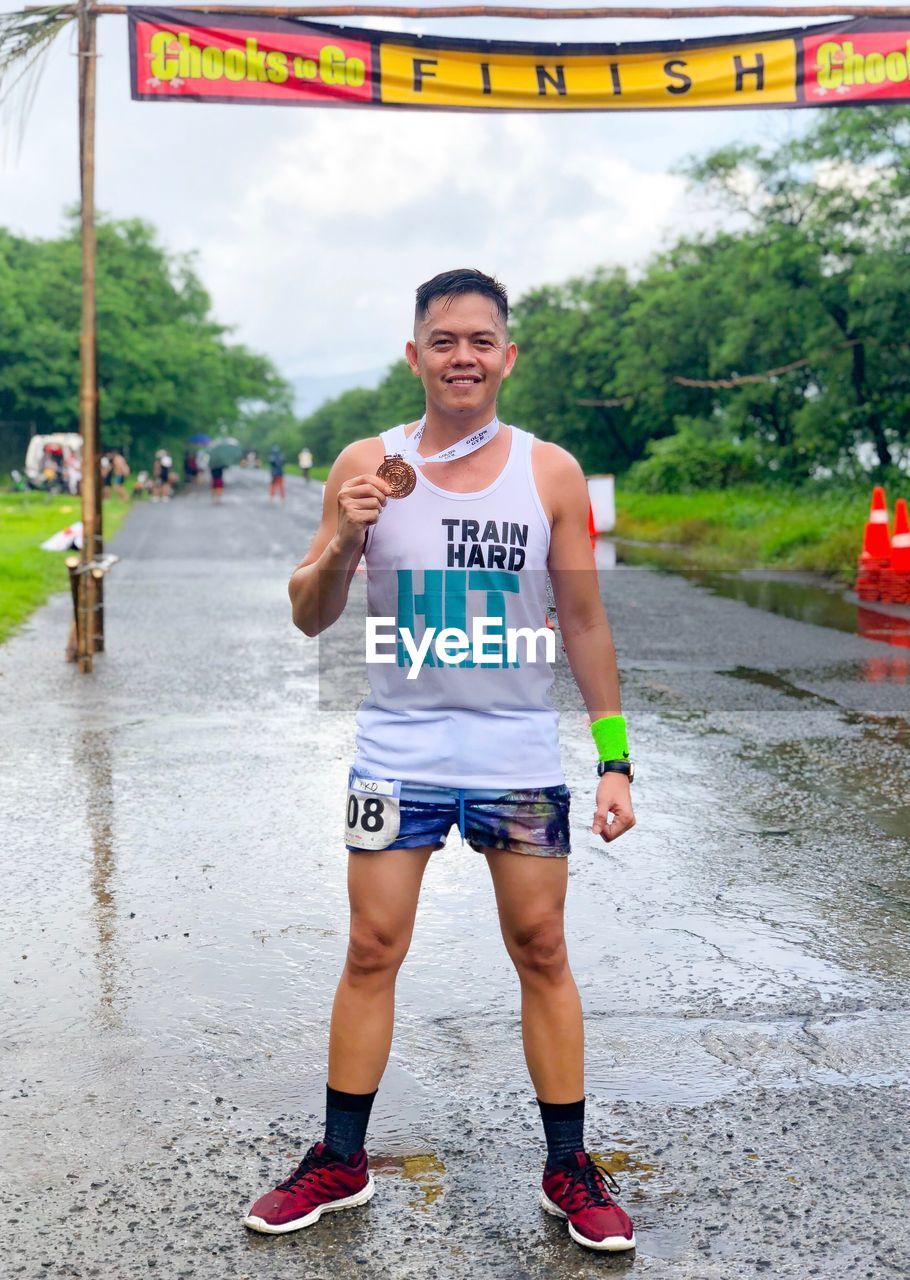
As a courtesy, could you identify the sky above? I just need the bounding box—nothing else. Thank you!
[0,2,832,388]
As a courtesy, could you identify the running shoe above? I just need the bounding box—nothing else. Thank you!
[540,1152,636,1252]
[243,1141,375,1234]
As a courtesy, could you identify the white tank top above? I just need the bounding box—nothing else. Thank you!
[352,423,564,788]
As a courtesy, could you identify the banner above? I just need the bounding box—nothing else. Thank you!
[129,11,910,112]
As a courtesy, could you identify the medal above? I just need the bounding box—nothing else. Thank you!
[376,413,501,498]
[376,454,416,499]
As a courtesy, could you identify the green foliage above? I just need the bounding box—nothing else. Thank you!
[0,214,296,470]
[499,271,641,474]
[615,486,872,580]
[624,424,765,493]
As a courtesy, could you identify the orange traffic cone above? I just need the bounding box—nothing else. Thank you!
[883,497,910,604]
[855,486,891,602]
[587,501,596,552]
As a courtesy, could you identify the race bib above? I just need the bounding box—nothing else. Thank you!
[345,773,402,850]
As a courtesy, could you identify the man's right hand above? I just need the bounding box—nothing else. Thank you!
[333,474,393,555]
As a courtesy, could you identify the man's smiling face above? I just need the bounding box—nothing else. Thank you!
[406,292,518,422]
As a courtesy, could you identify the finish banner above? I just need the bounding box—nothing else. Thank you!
[129,11,910,112]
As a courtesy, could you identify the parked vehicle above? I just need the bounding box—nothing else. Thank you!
[24,433,83,494]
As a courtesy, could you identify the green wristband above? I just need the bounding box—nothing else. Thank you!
[591,715,630,762]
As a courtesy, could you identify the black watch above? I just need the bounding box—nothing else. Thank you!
[597,760,634,783]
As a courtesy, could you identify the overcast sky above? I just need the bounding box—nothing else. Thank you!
[0,3,827,383]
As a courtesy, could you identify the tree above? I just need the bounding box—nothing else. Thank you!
[0,214,293,468]
[500,271,640,474]
[684,108,910,473]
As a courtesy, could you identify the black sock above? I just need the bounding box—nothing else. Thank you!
[537,1097,585,1167]
[323,1084,377,1160]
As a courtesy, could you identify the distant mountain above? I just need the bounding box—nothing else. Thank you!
[290,367,389,417]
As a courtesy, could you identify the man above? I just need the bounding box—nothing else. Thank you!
[298,445,313,482]
[268,444,286,502]
[244,269,637,1253]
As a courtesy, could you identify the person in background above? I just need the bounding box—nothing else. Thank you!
[184,449,200,485]
[269,445,286,503]
[100,450,113,499]
[159,452,173,501]
[298,446,313,483]
[64,446,82,497]
[111,450,131,500]
[152,450,164,502]
[210,465,225,504]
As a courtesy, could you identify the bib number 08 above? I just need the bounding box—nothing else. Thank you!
[345,774,402,850]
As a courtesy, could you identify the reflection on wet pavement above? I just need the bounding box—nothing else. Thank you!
[2,473,909,1278]
[615,542,910,651]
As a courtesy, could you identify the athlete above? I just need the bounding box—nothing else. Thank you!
[244,269,637,1253]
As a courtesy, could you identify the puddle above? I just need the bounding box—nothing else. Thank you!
[719,666,824,702]
[721,667,909,744]
[874,807,910,841]
[370,1151,446,1206]
[594,1145,659,1184]
[612,543,910,652]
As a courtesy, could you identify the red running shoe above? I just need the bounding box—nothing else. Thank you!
[243,1141,375,1234]
[540,1152,636,1252]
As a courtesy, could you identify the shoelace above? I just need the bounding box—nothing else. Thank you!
[566,1155,622,1207]
[276,1145,330,1192]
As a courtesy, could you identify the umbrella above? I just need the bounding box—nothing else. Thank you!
[207,437,243,469]
[188,432,211,445]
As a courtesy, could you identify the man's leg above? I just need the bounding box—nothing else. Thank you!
[243,844,433,1234]
[328,844,434,1094]
[483,848,636,1253]
[483,849,582,1101]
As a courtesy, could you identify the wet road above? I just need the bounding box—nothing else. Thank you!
[2,469,909,1280]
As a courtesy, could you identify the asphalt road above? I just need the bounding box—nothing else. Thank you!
[2,469,909,1280]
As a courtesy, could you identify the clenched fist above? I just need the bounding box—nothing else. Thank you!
[334,474,393,554]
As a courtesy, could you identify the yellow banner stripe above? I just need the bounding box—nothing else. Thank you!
[379,40,798,109]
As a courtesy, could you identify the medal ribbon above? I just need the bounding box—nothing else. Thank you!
[396,414,500,466]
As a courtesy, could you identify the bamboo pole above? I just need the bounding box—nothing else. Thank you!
[77,0,100,673]
[37,3,910,19]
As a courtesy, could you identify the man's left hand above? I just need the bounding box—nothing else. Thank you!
[591,774,636,843]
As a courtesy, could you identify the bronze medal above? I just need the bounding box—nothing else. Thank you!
[376,453,416,499]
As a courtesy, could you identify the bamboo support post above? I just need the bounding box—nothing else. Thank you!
[77,0,100,673]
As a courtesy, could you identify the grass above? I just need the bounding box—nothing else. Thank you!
[614,486,873,583]
[0,492,132,645]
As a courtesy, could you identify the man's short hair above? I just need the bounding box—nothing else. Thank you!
[415,269,509,328]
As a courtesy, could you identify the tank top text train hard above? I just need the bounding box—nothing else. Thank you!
[352,423,564,788]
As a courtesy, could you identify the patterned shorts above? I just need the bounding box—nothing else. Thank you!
[346,770,571,858]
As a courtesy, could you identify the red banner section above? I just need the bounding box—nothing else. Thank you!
[804,26,910,103]
[131,13,374,105]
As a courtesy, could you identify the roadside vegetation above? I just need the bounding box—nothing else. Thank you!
[0,493,131,644]
[615,487,868,583]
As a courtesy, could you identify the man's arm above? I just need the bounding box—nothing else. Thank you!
[544,445,620,718]
[542,444,635,844]
[288,440,390,637]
